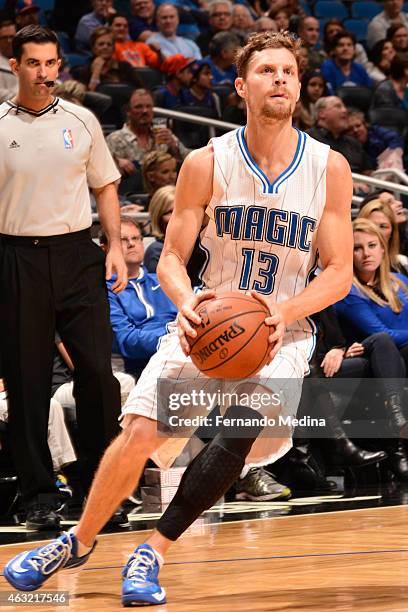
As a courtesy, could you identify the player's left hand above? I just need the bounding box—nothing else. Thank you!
[106,242,128,293]
[250,291,285,364]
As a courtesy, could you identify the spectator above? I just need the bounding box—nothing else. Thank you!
[360,189,408,256]
[335,218,408,363]
[0,378,77,491]
[298,70,328,130]
[308,96,375,176]
[106,88,188,175]
[15,2,40,30]
[101,216,177,376]
[324,18,387,84]
[180,58,222,115]
[206,31,240,85]
[347,109,404,171]
[144,185,175,272]
[252,17,277,34]
[231,5,254,41]
[155,54,195,109]
[323,18,344,55]
[271,8,290,33]
[358,199,408,274]
[290,308,389,474]
[367,0,408,50]
[110,12,161,69]
[75,26,142,92]
[387,23,408,52]
[369,39,396,80]
[142,151,178,197]
[0,19,17,102]
[128,0,158,42]
[75,0,110,56]
[298,46,309,78]
[297,16,326,70]
[196,0,233,56]
[51,334,136,426]
[320,32,373,93]
[146,4,202,60]
[371,52,408,109]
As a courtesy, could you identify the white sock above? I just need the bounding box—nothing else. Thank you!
[69,527,93,557]
[240,465,250,479]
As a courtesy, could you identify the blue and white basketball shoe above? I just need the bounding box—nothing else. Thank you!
[4,531,96,592]
[122,543,166,606]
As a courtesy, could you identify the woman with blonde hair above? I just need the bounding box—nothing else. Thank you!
[144,185,175,272]
[358,199,408,274]
[334,218,408,469]
[142,150,177,197]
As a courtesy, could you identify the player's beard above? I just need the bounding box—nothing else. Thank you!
[260,100,293,122]
[247,96,294,123]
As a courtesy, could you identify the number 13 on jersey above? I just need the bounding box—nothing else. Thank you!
[239,248,279,295]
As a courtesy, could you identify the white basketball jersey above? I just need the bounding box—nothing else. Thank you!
[198,127,330,353]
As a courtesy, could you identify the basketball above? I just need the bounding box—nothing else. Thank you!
[188,291,272,379]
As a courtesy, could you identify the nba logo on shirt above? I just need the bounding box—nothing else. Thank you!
[62,128,74,149]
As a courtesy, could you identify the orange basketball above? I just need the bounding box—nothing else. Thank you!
[188,291,272,379]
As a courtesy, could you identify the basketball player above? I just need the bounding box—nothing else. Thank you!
[5,32,353,606]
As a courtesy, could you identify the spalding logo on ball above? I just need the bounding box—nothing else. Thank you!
[187,291,272,379]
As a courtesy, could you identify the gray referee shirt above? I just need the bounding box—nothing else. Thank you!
[0,97,121,236]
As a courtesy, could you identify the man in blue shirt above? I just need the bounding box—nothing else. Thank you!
[128,0,158,42]
[321,31,373,94]
[100,217,177,376]
[75,0,110,56]
[206,30,239,85]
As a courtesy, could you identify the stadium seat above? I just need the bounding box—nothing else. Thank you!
[343,19,368,41]
[368,107,408,137]
[177,23,200,40]
[314,1,349,20]
[337,85,372,113]
[65,53,89,68]
[56,31,72,54]
[118,168,144,197]
[351,1,382,19]
[172,105,219,149]
[38,0,55,8]
[134,67,164,90]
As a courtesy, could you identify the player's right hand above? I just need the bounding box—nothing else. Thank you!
[177,290,215,356]
[250,291,286,364]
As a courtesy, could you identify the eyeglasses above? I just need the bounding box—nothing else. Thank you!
[212,11,231,17]
[0,35,14,41]
[121,235,143,245]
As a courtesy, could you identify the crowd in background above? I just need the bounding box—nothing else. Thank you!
[1,0,408,521]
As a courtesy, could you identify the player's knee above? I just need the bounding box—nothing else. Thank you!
[121,415,158,457]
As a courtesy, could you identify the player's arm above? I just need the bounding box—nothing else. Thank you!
[254,150,354,359]
[157,145,215,354]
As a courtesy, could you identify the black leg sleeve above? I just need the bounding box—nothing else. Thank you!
[156,405,264,541]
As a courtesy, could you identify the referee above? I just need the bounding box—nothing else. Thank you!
[0,25,127,530]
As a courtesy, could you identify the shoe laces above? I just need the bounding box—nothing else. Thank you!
[28,533,73,576]
[125,548,157,584]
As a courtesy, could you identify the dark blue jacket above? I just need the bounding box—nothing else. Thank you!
[107,267,177,375]
[334,273,408,347]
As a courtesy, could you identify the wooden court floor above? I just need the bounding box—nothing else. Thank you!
[1,505,408,611]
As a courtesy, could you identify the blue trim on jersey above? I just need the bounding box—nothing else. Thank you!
[196,238,210,289]
[236,127,306,194]
[272,131,307,194]
[304,252,319,361]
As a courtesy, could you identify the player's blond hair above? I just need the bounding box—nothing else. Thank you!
[352,218,408,313]
[235,31,303,78]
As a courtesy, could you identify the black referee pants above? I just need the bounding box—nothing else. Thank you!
[0,229,121,506]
